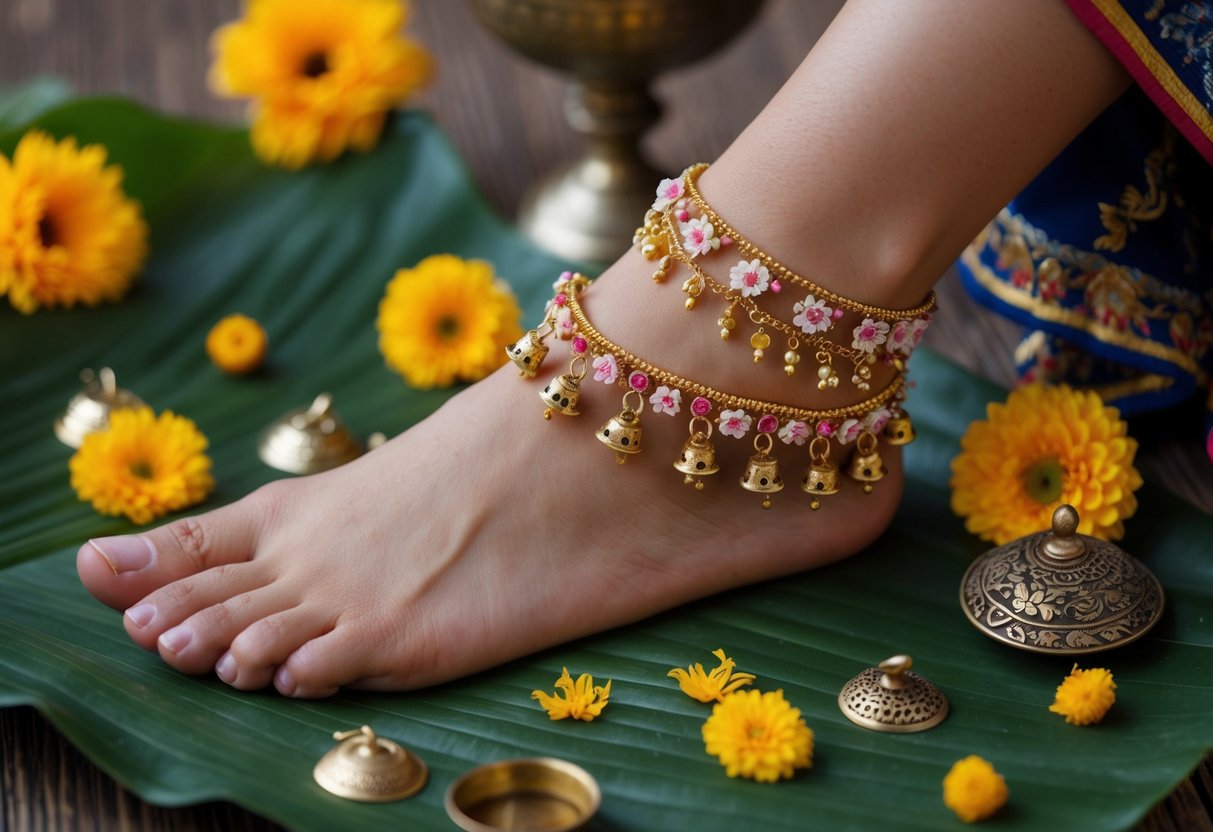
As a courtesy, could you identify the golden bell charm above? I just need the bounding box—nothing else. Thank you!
[673,417,719,489]
[597,390,643,463]
[540,372,581,419]
[801,436,840,510]
[506,328,550,378]
[54,367,145,448]
[740,433,783,509]
[882,411,915,445]
[847,430,887,494]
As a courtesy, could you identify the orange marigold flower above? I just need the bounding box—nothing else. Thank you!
[0,130,147,314]
[701,689,813,782]
[70,407,214,525]
[668,648,756,703]
[950,384,1142,544]
[377,254,522,389]
[531,667,611,722]
[207,313,268,374]
[1049,664,1116,726]
[943,755,1008,822]
[209,0,432,169]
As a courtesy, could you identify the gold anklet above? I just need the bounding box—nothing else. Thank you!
[506,273,917,510]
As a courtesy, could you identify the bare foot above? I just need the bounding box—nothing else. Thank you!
[76,248,904,697]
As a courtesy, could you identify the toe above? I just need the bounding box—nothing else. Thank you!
[221,606,335,691]
[275,625,391,698]
[78,485,274,612]
[123,561,270,653]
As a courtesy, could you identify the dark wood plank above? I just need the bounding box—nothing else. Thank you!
[0,1,1209,830]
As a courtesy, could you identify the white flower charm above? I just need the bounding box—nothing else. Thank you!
[910,314,931,346]
[852,318,890,353]
[680,217,720,257]
[649,385,682,416]
[778,419,811,446]
[887,320,914,356]
[837,418,864,444]
[792,293,834,334]
[864,407,892,434]
[652,177,685,211]
[728,259,770,298]
[554,306,575,339]
[718,408,752,439]
[592,353,619,384]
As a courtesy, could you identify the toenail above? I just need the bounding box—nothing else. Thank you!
[90,535,155,573]
[274,666,296,696]
[159,625,194,655]
[215,652,237,684]
[125,603,156,628]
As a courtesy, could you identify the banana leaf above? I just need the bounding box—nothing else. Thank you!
[1,98,1210,832]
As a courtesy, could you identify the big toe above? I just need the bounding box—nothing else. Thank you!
[77,488,271,610]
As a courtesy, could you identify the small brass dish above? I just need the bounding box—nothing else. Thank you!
[445,758,601,832]
[313,725,427,802]
[258,392,367,475]
[838,655,948,733]
[960,504,1165,654]
[55,367,144,448]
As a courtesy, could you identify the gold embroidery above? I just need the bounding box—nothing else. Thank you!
[1095,130,1173,253]
[1092,374,1175,401]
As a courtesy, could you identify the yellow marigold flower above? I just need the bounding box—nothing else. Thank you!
[701,689,813,782]
[668,648,756,703]
[209,0,432,169]
[942,755,1008,823]
[206,313,268,374]
[0,131,147,314]
[950,384,1142,544]
[70,407,214,526]
[377,254,522,389]
[531,667,611,722]
[1049,664,1116,725]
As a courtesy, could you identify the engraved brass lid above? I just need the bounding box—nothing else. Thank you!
[313,725,428,802]
[55,367,145,448]
[960,504,1165,654]
[837,655,949,733]
[445,758,601,832]
[258,393,365,474]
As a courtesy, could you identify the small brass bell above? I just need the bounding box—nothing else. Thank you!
[258,393,366,475]
[540,372,582,419]
[673,417,719,489]
[740,433,783,509]
[506,329,550,378]
[597,390,643,463]
[882,410,916,445]
[838,655,949,733]
[313,725,428,802]
[800,437,839,510]
[55,367,145,448]
[846,430,886,494]
[960,504,1165,654]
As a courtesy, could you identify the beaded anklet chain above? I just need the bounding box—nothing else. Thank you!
[506,272,918,510]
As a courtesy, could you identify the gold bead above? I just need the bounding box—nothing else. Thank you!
[817,365,832,380]
[750,331,771,350]
[720,328,731,340]
[784,364,796,376]
[753,348,764,363]
[685,297,696,310]
[694,480,705,491]
[718,316,736,330]
[784,351,800,365]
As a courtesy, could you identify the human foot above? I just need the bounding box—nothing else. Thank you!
[76,249,906,697]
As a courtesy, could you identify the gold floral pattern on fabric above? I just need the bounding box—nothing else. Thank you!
[1095,129,1173,253]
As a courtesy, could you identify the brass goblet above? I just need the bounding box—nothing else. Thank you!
[469,0,766,263]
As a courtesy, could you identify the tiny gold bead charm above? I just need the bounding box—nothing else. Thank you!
[685,297,697,310]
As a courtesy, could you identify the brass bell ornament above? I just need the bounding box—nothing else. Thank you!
[740,432,783,509]
[597,390,643,463]
[882,409,916,445]
[846,429,886,493]
[960,504,1165,654]
[258,393,367,475]
[540,356,586,420]
[800,436,839,510]
[313,725,428,802]
[55,367,145,448]
[673,416,719,489]
[506,327,551,378]
[838,655,949,733]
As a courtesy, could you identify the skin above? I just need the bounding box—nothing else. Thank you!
[77,0,1129,697]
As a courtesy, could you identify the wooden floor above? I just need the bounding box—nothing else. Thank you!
[1,1,1210,829]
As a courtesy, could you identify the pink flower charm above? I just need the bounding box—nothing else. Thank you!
[910,314,931,346]
[554,292,567,307]
[864,407,892,434]
[652,177,685,211]
[720,235,733,247]
[816,420,835,437]
[837,418,864,444]
[832,308,845,320]
[757,414,779,434]
[629,371,650,392]
[792,293,834,335]
[770,279,781,293]
[649,385,682,416]
[691,396,712,417]
[592,353,619,384]
[680,217,720,257]
[728,258,770,298]
[852,318,890,354]
[887,320,914,356]
[718,408,752,439]
[778,419,810,446]
[553,271,573,292]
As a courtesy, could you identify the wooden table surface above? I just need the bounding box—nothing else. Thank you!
[1,1,1210,829]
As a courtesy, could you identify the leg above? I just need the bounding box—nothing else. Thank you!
[78,0,1128,696]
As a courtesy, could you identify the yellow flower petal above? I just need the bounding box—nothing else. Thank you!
[531,667,611,722]
[668,648,756,703]
[943,755,1008,822]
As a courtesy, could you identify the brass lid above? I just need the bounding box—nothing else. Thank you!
[55,367,145,448]
[313,726,428,802]
[960,505,1165,654]
[258,393,365,474]
[838,655,948,733]
[445,758,601,832]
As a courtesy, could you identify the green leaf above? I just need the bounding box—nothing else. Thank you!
[1,100,1210,832]
[0,77,72,133]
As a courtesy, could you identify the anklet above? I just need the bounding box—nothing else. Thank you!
[506,273,917,510]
